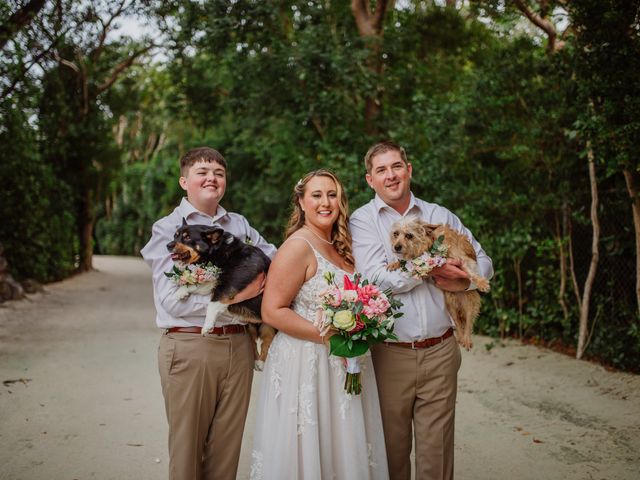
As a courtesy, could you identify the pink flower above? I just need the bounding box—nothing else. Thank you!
[363,295,391,318]
[322,287,342,307]
[357,284,379,304]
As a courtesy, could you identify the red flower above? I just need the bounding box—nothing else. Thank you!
[343,274,357,291]
[350,314,366,333]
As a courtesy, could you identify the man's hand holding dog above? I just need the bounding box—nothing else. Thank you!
[220,272,267,305]
[430,259,470,292]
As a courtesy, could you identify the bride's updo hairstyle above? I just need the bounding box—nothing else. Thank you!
[285,169,354,266]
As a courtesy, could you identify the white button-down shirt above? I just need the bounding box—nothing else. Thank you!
[141,198,277,329]
[350,193,494,342]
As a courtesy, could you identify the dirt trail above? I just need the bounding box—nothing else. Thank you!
[1,256,638,480]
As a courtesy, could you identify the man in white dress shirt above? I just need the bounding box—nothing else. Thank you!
[350,141,493,480]
[141,147,276,480]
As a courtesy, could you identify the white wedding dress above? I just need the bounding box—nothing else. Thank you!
[250,240,389,480]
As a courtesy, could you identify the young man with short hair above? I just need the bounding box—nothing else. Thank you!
[141,146,276,480]
[350,141,493,480]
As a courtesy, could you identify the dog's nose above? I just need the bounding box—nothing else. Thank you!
[166,241,175,251]
[394,244,402,252]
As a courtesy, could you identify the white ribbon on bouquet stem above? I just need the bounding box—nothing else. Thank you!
[345,357,360,374]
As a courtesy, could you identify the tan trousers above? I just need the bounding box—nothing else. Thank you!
[158,331,254,480]
[372,335,461,480]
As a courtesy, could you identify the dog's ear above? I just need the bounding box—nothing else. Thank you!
[420,222,440,238]
[202,227,225,244]
[181,217,187,227]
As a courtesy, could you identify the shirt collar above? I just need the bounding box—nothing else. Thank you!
[177,197,229,224]
[373,192,421,217]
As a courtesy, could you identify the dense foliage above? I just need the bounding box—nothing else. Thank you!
[1,1,639,370]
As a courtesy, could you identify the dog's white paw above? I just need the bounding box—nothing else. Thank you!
[476,278,491,293]
[254,360,265,371]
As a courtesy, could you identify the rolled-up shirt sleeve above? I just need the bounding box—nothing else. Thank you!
[350,210,423,294]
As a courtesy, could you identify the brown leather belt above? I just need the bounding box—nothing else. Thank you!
[384,327,454,349]
[166,325,247,336]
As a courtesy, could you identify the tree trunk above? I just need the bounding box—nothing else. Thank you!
[350,0,393,136]
[513,0,565,52]
[514,256,524,338]
[622,168,640,314]
[77,190,95,272]
[567,210,582,310]
[556,208,570,322]
[577,142,600,359]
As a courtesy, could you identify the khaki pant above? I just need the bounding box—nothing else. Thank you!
[158,331,254,480]
[372,335,461,480]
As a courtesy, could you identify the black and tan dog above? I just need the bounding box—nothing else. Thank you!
[166,219,276,369]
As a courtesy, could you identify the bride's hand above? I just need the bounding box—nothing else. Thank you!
[321,327,338,346]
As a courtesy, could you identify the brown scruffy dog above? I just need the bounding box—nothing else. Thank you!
[388,216,490,350]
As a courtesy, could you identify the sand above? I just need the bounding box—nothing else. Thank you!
[0,255,638,480]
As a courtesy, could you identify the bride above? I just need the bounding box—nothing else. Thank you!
[250,170,389,480]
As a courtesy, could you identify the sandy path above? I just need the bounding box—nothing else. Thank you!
[0,256,638,480]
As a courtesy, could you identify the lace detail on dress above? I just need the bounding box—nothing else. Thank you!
[294,382,317,434]
[367,443,378,468]
[294,342,319,434]
[268,334,296,399]
[250,450,263,480]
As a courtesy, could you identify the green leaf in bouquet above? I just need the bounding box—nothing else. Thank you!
[164,272,172,278]
[372,329,379,339]
[330,336,369,357]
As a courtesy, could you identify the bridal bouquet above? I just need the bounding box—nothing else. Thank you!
[165,262,221,300]
[316,272,403,394]
[398,235,448,278]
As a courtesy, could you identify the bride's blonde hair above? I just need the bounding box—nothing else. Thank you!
[285,169,354,266]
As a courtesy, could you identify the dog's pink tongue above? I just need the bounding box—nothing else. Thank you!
[170,253,182,261]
